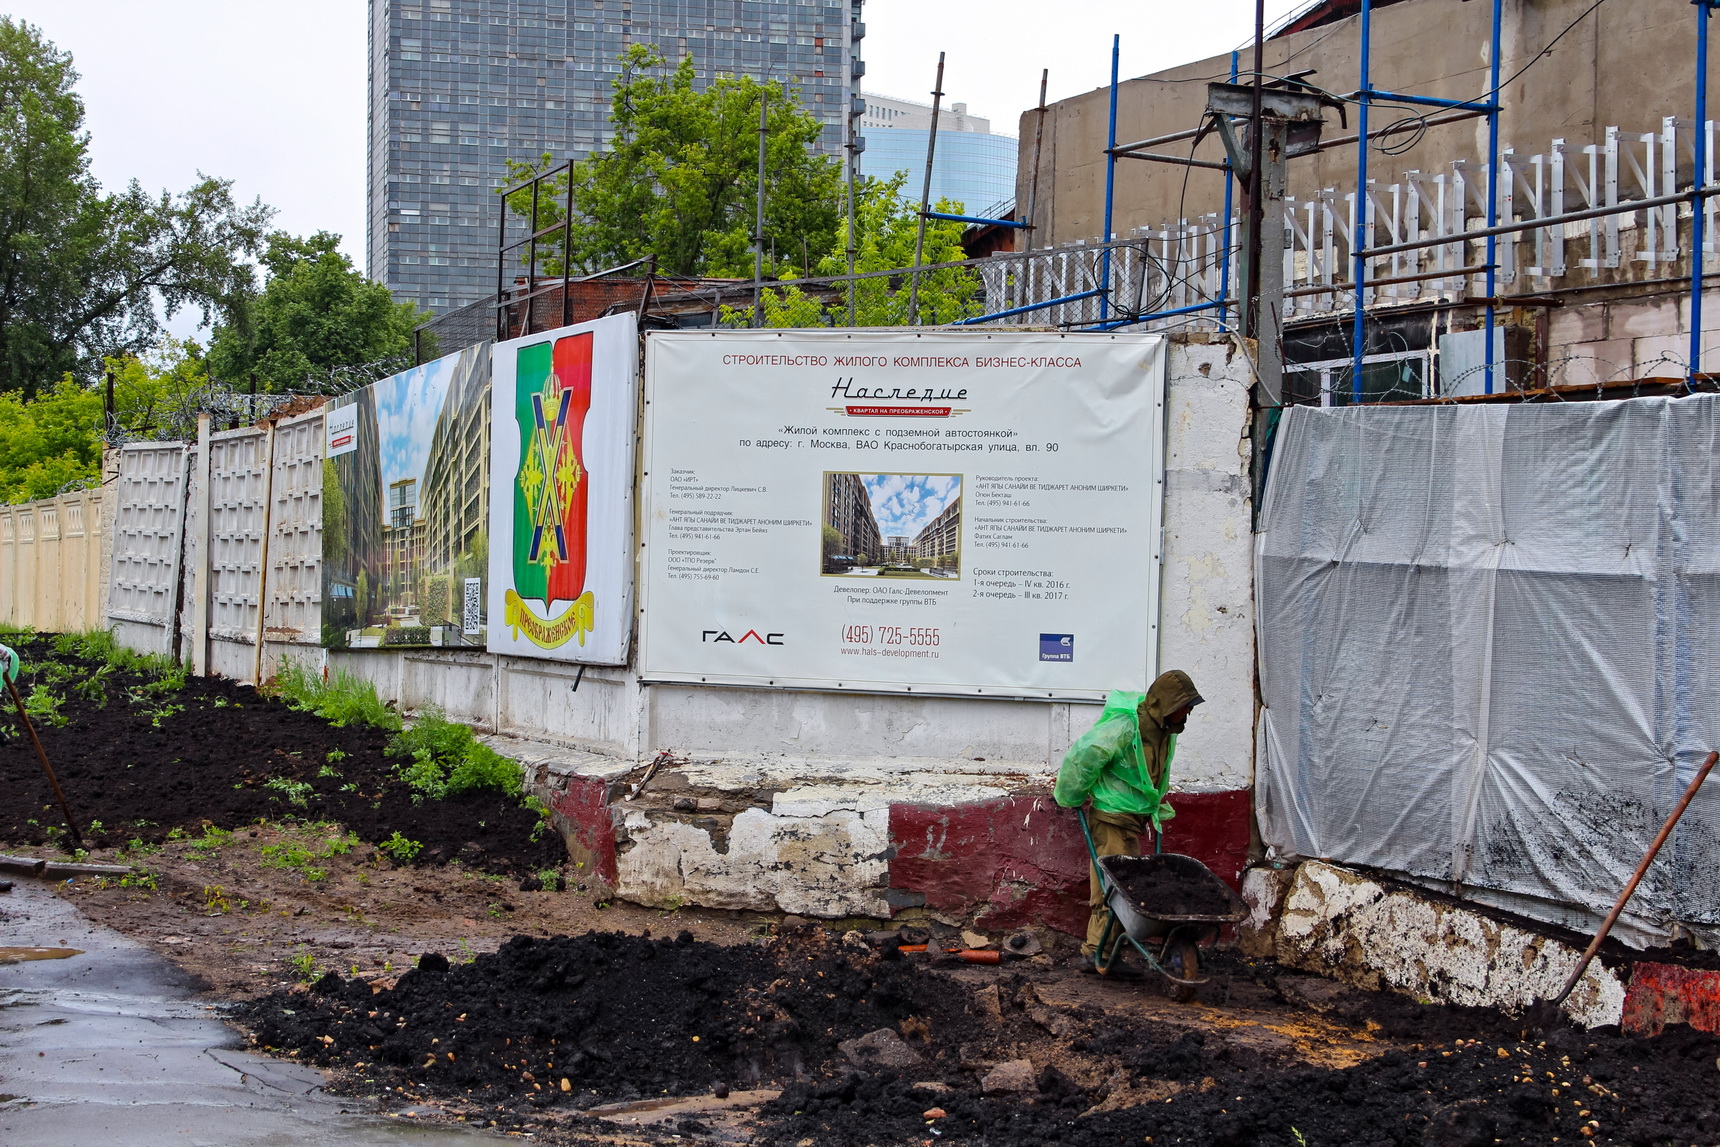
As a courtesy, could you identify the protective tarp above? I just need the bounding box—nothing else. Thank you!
[1256,396,1720,938]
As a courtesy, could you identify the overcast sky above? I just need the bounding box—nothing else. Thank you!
[8,0,1310,297]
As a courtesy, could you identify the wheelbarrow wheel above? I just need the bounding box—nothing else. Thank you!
[1164,938,1200,1003]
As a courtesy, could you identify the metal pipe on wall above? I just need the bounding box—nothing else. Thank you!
[1101,34,1120,323]
[1219,51,1239,329]
[1350,0,1373,402]
[1695,1,1714,381]
[1483,0,1503,394]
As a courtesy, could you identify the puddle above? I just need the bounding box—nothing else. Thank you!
[0,947,82,965]
[588,1096,688,1116]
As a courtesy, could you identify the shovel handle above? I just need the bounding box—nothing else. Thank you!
[1551,749,1719,1008]
[7,677,81,851]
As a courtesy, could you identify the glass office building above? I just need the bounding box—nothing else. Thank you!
[860,129,1017,218]
[369,0,858,314]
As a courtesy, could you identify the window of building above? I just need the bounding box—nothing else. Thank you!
[1284,351,1431,406]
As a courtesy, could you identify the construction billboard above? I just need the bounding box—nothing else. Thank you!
[638,330,1166,699]
[321,343,491,649]
[485,313,639,665]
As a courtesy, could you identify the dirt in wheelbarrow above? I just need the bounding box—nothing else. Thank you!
[1110,857,1237,917]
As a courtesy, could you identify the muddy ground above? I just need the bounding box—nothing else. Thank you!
[6,634,1720,1146]
[30,845,1720,1147]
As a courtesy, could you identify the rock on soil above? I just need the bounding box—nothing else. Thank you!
[0,635,560,874]
[980,1058,1037,1095]
[838,1028,923,1069]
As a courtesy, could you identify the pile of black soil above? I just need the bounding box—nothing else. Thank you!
[239,927,986,1111]
[1108,856,1238,917]
[0,633,560,874]
[758,1013,1720,1147]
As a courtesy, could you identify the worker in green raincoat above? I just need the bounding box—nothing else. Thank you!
[1054,669,1203,975]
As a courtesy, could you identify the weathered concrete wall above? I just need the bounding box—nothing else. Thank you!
[1158,338,1255,793]
[888,788,1253,937]
[1264,860,1626,1028]
[1021,0,1708,249]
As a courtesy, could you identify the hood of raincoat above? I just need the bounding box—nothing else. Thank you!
[1138,670,1203,789]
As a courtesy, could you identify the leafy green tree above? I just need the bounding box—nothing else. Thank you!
[106,337,213,441]
[733,173,982,328]
[0,378,101,502]
[0,19,271,397]
[208,232,423,392]
[504,46,843,279]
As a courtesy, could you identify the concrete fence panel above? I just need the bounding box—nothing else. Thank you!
[0,486,108,633]
[106,443,190,656]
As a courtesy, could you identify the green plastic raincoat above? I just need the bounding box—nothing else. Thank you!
[1054,671,1204,831]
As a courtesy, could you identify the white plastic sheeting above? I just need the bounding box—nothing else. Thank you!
[1257,396,1720,938]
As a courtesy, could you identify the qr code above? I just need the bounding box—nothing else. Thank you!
[463,578,482,635]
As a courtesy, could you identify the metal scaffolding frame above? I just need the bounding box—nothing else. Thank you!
[1054,0,1720,395]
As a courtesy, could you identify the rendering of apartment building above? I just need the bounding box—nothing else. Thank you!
[823,472,882,568]
[369,0,864,314]
[911,495,959,570]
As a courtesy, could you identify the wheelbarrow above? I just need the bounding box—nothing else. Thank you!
[1078,808,1246,1001]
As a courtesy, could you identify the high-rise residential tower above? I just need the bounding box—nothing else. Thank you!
[368,0,863,314]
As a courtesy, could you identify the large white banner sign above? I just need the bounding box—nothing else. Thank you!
[639,331,1165,699]
[486,313,638,665]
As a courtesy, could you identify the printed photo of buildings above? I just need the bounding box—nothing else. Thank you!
[322,343,490,647]
[822,472,961,579]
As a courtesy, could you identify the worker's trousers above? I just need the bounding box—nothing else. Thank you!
[1084,809,1149,957]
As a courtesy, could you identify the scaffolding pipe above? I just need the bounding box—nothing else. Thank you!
[1101,34,1120,322]
[753,90,768,328]
[907,52,946,326]
[923,210,1029,228]
[1092,298,1229,331]
[1245,0,1266,346]
[1350,0,1373,402]
[954,288,1107,325]
[1483,0,1503,394]
[1695,0,1714,381]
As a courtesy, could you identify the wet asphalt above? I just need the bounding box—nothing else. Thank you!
[0,877,490,1146]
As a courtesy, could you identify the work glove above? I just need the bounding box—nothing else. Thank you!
[0,643,16,688]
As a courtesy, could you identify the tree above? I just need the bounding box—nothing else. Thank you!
[106,337,213,442]
[504,46,843,279]
[737,173,984,328]
[0,19,272,397]
[0,377,101,502]
[208,232,423,392]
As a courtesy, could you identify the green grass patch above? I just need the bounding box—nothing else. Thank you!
[23,683,68,726]
[385,710,522,802]
[269,660,402,731]
[377,831,423,862]
[258,826,358,883]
